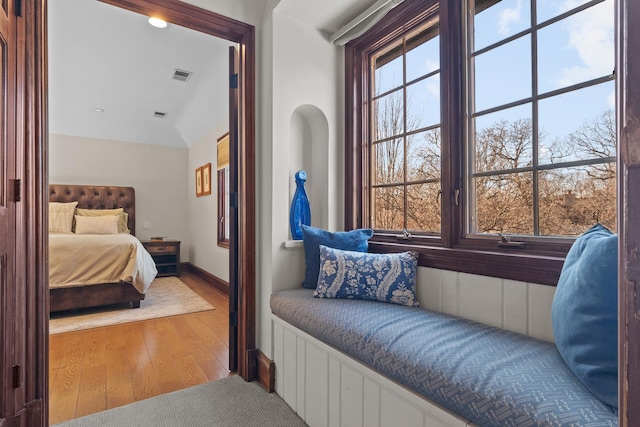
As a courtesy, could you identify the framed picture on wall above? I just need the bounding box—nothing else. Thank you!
[196,166,203,197]
[202,163,212,196]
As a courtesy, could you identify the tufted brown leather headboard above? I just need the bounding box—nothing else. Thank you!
[49,184,136,235]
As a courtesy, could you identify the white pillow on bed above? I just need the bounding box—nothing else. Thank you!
[74,207,129,233]
[49,202,78,233]
[74,215,119,234]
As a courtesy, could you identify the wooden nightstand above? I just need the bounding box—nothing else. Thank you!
[142,240,181,277]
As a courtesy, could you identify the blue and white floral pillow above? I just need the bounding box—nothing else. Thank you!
[313,245,419,307]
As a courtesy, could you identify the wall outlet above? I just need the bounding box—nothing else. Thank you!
[142,221,151,229]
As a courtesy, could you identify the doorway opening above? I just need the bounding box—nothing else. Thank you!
[46,0,256,423]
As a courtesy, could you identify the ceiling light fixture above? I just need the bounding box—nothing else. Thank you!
[92,108,104,113]
[148,17,168,28]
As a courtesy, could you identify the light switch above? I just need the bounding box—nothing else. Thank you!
[143,221,151,229]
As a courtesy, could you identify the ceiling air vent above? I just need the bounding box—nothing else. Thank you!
[153,111,167,119]
[172,69,193,82]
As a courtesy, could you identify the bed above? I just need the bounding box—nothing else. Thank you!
[48,184,157,312]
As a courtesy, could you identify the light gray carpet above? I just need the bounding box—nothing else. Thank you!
[52,376,306,427]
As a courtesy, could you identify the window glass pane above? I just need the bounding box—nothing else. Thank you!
[538,81,615,164]
[373,186,404,230]
[406,75,440,131]
[473,172,534,234]
[407,183,441,233]
[373,90,404,140]
[537,1,614,94]
[473,103,532,173]
[374,54,403,96]
[373,138,404,185]
[473,35,531,112]
[406,33,439,82]
[539,164,616,236]
[473,0,531,52]
[407,129,441,182]
[537,0,592,23]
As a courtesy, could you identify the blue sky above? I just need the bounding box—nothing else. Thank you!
[374,0,614,156]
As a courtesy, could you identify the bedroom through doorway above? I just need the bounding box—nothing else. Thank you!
[46,0,252,423]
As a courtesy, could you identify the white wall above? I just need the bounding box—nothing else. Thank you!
[259,9,345,357]
[49,134,190,260]
[187,125,230,281]
[181,0,556,363]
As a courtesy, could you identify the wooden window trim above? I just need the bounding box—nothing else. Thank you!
[345,0,576,286]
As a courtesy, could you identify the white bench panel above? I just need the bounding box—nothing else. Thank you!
[305,342,328,427]
[363,377,381,427]
[341,364,364,426]
[283,328,298,410]
[416,267,556,342]
[458,272,504,328]
[380,389,424,427]
[528,283,556,342]
[297,337,306,419]
[502,279,529,336]
[328,357,341,427]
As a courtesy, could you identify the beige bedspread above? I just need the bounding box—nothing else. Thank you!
[49,233,158,294]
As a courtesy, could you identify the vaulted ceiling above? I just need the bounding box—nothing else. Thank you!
[47,0,378,148]
[48,0,234,148]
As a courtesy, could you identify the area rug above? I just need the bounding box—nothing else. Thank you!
[49,277,214,334]
[52,375,306,427]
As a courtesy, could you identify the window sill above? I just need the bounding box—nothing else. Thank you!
[283,240,304,249]
[368,241,564,286]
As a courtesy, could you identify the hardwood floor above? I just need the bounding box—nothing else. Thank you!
[48,271,230,425]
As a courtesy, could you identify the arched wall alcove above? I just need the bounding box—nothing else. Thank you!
[288,104,330,235]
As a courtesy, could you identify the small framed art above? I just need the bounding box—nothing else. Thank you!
[196,166,203,197]
[202,163,212,196]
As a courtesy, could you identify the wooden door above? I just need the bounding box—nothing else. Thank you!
[228,46,239,372]
[0,0,47,425]
[0,0,19,424]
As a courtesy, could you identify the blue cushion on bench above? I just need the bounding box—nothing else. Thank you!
[272,289,618,427]
[314,246,419,306]
[300,225,373,289]
[552,223,618,408]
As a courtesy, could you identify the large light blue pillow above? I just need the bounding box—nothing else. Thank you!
[552,224,618,408]
[313,245,419,307]
[301,225,373,289]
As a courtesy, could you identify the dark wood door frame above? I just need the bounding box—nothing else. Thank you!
[228,45,240,372]
[617,0,640,423]
[94,0,257,380]
[21,0,638,425]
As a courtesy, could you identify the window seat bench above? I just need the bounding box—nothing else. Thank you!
[271,289,617,427]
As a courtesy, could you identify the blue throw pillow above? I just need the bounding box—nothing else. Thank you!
[313,245,419,307]
[301,225,373,289]
[552,224,618,408]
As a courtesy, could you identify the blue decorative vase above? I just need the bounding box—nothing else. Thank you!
[289,170,311,240]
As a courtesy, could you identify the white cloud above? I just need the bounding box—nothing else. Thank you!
[425,74,440,99]
[607,90,615,109]
[425,59,439,74]
[556,0,614,86]
[498,0,523,35]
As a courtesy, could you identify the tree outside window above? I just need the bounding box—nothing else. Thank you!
[346,0,615,284]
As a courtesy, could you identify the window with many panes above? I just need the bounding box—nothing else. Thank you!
[468,0,615,237]
[371,20,442,234]
[346,0,615,284]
